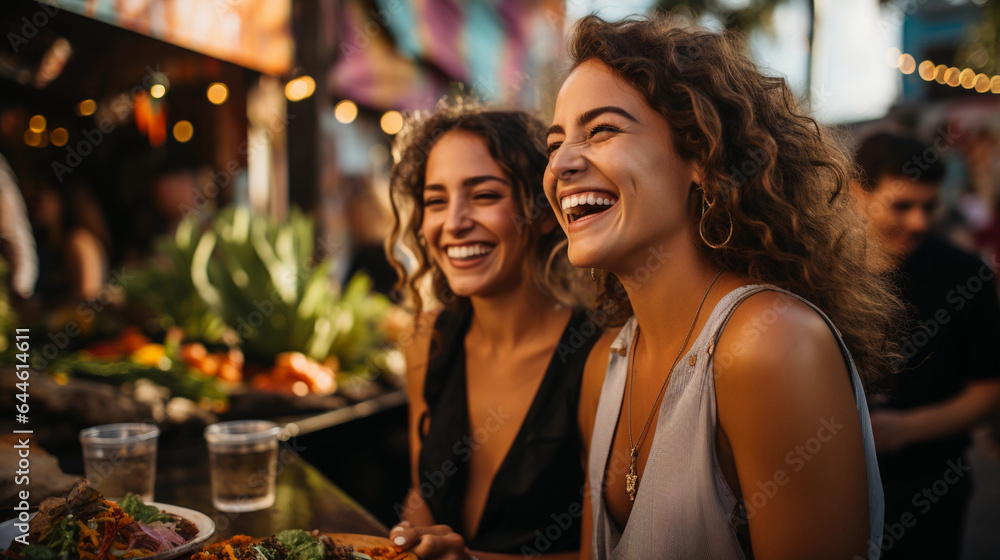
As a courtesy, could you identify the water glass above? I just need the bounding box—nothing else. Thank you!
[79,423,159,501]
[204,420,280,512]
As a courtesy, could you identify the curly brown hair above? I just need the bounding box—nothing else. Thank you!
[569,15,904,388]
[386,104,590,318]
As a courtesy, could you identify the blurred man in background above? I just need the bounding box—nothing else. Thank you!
[853,131,1000,559]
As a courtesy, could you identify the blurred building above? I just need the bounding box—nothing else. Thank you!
[0,0,567,280]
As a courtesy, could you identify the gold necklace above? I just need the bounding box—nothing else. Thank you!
[625,270,723,501]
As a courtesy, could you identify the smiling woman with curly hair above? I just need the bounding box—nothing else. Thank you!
[384,105,610,560]
[544,14,905,560]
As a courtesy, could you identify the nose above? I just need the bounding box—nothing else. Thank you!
[547,141,586,183]
[444,198,474,235]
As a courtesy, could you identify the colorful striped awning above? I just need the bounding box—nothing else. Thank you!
[329,0,566,111]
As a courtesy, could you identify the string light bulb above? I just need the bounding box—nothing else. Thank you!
[173,120,194,143]
[380,110,403,135]
[77,100,97,117]
[334,100,358,124]
[207,83,229,105]
[285,76,316,102]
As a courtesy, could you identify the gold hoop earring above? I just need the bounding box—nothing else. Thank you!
[591,268,596,282]
[699,192,733,249]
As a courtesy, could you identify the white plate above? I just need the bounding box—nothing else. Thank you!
[0,502,214,560]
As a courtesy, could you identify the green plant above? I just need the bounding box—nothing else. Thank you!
[51,354,228,404]
[194,206,391,374]
[0,257,17,352]
[0,255,14,352]
[126,206,392,380]
[127,217,228,343]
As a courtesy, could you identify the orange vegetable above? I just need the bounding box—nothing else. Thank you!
[180,343,208,365]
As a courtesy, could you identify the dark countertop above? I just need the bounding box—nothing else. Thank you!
[0,445,388,544]
[154,444,389,540]
[0,365,407,534]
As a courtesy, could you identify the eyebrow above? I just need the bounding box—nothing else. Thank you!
[424,175,509,193]
[546,106,638,137]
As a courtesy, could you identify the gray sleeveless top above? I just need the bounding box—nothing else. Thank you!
[589,285,883,559]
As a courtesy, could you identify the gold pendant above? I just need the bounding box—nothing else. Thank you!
[626,448,638,501]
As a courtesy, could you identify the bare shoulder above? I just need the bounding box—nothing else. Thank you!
[714,289,860,449]
[400,310,441,485]
[714,291,846,392]
[713,291,870,558]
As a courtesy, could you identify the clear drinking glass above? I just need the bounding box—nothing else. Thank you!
[204,420,280,512]
[79,423,160,501]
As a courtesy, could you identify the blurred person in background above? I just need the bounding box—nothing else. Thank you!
[546,15,901,560]
[385,105,611,559]
[30,179,110,305]
[962,126,1000,259]
[122,160,220,267]
[343,175,398,298]
[151,164,204,236]
[853,131,1000,560]
[0,151,37,299]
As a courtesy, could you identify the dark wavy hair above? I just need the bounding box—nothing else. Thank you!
[854,131,946,190]
[570,15,904,388]
[386,104,589,318]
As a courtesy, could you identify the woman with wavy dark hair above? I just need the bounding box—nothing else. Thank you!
[543,15,904,560]
[385,104,610,559]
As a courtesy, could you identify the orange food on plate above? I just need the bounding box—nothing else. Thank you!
[357,545,403,559]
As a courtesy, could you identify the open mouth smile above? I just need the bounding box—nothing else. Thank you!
[560,191,619,224]
[445,243,495,261]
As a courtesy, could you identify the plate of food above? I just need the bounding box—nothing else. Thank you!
[191,530,416,560]
[1,480,214,560]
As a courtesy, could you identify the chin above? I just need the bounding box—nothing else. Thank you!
[567,243,611,271]
[447,280,484,298]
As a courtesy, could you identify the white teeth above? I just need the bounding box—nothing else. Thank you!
[447,244,493,260]
[559,193,619,214]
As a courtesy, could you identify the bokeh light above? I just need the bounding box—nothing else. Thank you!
[50,128,68,147]
[207,83,229,105]
[334,100,358,124]
[77,100,97,117]
[959,68,976,89]
[29,115,46,133]
[974,74,990,93]
[23,129,42,147]
[918,60,935,81]
[934,64,948,84]
[898,54,916,74]
[285,76,316,102]
[380,110,403,135]
[173,120,194,143]
[945,67,960,87]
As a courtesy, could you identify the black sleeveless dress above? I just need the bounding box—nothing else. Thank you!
[417,307,602,553]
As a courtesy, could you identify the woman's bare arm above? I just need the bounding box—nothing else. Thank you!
[577,329,619,560]
[715,293,872,560]
[400,312,438,527]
